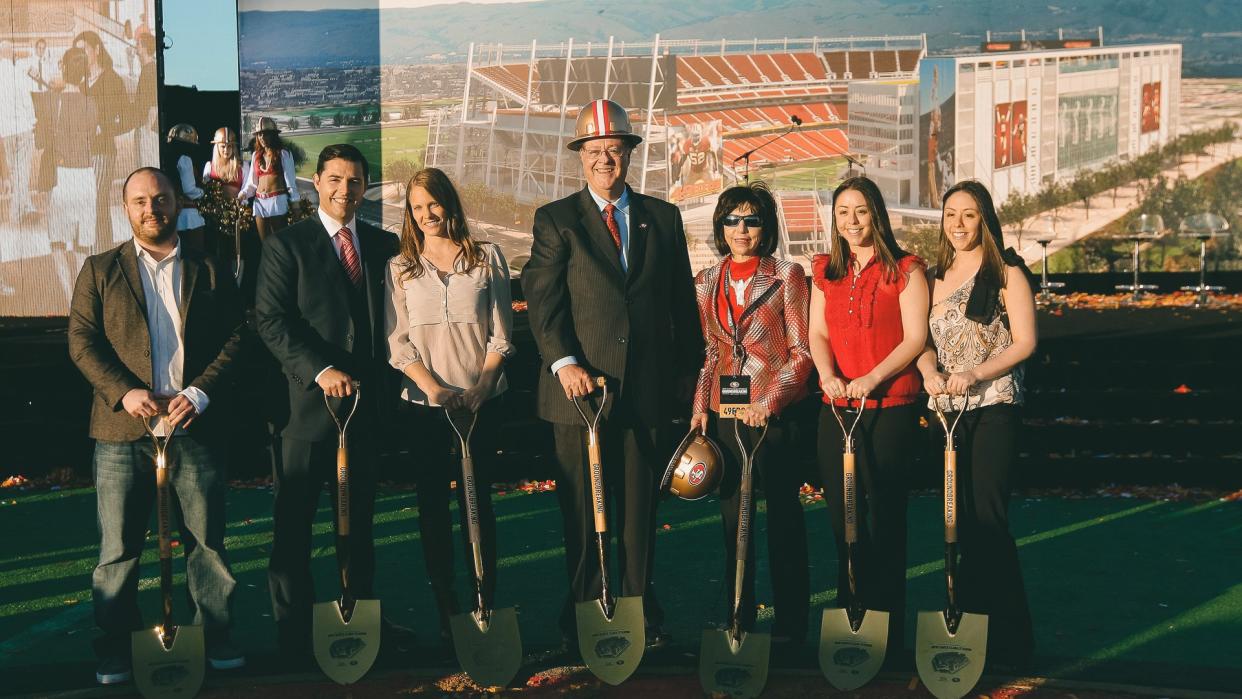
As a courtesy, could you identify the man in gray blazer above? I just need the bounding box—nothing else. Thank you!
[68,167,249,685]
[522,99,703,648]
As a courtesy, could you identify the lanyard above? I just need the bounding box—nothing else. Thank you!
[723,262,749,369]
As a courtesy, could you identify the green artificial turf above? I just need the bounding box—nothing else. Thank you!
[0,486,1239,693]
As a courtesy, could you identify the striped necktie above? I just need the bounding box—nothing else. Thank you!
[335,227,362,287]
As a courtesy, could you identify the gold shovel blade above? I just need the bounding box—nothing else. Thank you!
[698,628,771,698]
[131,624,205,699]
[818,607,889,690]
[312,598,381,685]
[449,606,523,688]
[915,610,988,699]
[575,595,645,685]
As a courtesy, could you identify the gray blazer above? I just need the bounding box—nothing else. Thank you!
[68,242,249,443]
[521,186,703,426]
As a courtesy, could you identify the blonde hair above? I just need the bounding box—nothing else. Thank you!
[211,143,239,184]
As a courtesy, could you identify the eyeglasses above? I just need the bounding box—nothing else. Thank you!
[580,146,629,161]
[722,214,762,228]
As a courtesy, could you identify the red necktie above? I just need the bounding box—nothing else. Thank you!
[335,227,362,287]
[602,203,622,252]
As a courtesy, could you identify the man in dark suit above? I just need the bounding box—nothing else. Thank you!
[522,99,704,647]
[68,167,249,685]
[254,144,399,659]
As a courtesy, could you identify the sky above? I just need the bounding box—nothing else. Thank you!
[162,0,542,90]
[163,0,240,90]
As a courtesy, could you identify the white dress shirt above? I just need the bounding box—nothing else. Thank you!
[319,208,361,262]
[133,239,208,434]
[551,187,633,375]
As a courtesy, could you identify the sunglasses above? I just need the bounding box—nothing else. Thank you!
[722,214,762,228]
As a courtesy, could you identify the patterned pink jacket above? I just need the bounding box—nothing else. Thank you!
[692,256,813,416]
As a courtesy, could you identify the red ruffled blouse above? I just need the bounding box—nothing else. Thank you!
[811,252,925,408]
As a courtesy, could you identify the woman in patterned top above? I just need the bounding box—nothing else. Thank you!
[689,182,813,646]
[809,176,929,654]
[916,179,1036,667]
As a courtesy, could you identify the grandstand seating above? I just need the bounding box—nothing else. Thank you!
[676,52,830,92]
[723,128,849,166]
[667,103,846,134]
[475,64,540,101]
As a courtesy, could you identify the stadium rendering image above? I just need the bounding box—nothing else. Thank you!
[425,35,925,269]
[424,33,1181,269]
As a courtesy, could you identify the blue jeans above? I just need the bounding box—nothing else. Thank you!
[92,436,235,659]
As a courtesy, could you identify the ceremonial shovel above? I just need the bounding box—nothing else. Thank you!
[132,416,205,699]
[819,398,889,690]
[445,408,522,687]
[571,377,645,685]
[699,420,771,699]
[916,393,987,699]
[312,383,381,684]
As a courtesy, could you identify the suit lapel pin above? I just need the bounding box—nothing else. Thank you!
[640,223,648,229]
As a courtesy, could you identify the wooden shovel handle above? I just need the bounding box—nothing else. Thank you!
[588,436,606,533]
[336,445,350,537]
[843,452,858,544]
[944,449,957,544]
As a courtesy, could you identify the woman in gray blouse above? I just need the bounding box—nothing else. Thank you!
[385,167,515,642]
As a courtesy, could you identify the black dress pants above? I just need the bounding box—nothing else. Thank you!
[405,398,501,633]
[711,411,810,641]
[937,403,1034,663]
[817,401,918,652]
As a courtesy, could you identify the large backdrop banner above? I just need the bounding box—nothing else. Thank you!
[236,1,902,277]
[0,0,158,317]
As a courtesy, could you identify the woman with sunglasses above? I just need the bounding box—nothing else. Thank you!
[809,176,928,655]
[690,182,813,647]
[916,180,1036,667]
[384,167,515,644]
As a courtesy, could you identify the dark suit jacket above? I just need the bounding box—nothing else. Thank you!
[68,241,248,443]
[521,186,703,426]
[254,215,399,442]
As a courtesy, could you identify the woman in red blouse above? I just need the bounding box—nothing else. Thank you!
[690,182,814,646]
[809,176,929,654]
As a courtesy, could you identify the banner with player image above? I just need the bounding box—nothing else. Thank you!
[1141,81,1161,134]
[667,120,723,203]
[993,99,1028,169]
[919,57,957,208]
[0,0,159,317]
